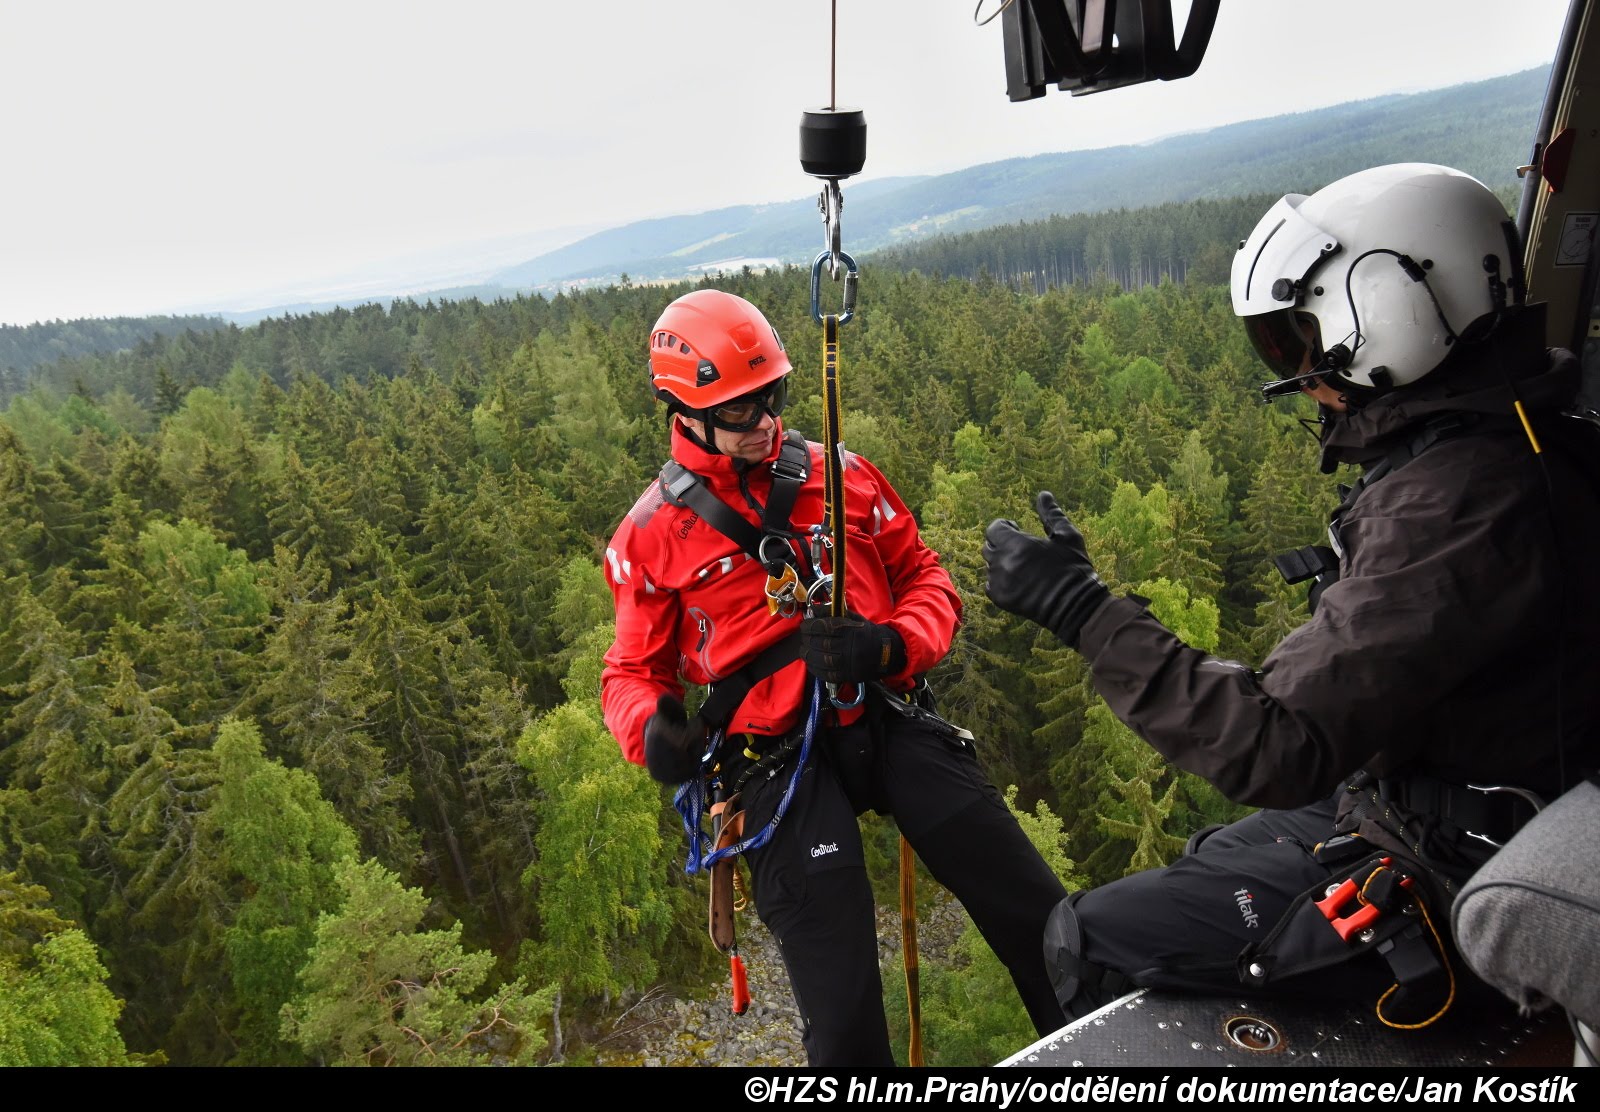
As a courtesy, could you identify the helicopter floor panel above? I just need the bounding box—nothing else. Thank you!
[999,990,1572,1069]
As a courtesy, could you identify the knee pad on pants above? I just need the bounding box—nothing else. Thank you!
[1042,892,1130,1019]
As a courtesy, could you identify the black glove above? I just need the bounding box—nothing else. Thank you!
[800,615,907,685]
[982,491,1111,649]
[643,693,705,784]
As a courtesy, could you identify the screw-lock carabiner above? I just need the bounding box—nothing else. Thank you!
[810,249,858,325]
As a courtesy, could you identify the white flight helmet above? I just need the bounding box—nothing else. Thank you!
[1231,163,1522,398]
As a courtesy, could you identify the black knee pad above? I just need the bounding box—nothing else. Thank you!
[1042,893,1126,1019]
[1041,894,1083,1012]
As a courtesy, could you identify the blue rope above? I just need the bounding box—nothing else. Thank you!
[674,677,822,875]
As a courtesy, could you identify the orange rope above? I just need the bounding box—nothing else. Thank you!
[900,835,924,1065]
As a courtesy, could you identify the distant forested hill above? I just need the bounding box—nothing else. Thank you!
[0,316,228,398]
[491,67,1548,288]
[10,174,1527,416]
[5,67,1545,342]
[866,181,1522,292]
[868,194,1279,291]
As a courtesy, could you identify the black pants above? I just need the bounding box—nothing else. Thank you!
[1062,795,1396,1013]
[736,707,1070,1066]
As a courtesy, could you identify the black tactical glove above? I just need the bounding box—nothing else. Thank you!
[643,693,705,784]
[982,491,1111,649]
[800,615,907,685]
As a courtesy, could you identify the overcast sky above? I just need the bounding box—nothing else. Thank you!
[0,0,1576,326]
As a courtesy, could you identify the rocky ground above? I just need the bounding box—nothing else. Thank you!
[591,894,970,1067]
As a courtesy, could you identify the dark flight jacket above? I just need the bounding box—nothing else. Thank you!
[1076,308,1600,826]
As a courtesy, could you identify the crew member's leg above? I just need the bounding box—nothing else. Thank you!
[1184,801,1340,856]
[1047,796,1392,1017]
[740,750,893,1066]
[876,714,1071,1037]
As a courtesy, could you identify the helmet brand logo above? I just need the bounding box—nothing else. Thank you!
[748,354,767,369]
[1235,888,1260,929]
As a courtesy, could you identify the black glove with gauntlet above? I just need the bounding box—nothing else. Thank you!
[800,615,907,685]
[643,693,706,784]
[982,491,1111,649]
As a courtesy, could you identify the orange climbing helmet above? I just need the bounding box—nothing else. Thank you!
[649,289,792,416]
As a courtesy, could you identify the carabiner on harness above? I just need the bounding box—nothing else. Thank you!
[829,681,866,710]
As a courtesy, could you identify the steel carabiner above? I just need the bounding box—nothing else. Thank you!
[810,249,858,325]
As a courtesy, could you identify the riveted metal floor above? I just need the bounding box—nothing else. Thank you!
[999,990,1573,1068]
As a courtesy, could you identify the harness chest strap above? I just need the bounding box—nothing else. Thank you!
[660,428,812,578]
[659,428,815,731]
[1274,411,1554,847]
[696,632,804,730]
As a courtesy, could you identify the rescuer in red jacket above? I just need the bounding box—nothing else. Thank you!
[601,288,1069,1066]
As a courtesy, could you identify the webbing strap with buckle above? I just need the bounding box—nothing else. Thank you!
[1349,413,1483,499]
[764,433,810,545]
[697,631,805,729]
[1274,545,1338,585]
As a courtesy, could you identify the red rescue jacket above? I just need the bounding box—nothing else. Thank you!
[602,420,961,765]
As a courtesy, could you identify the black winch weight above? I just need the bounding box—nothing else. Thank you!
[799,107,866,180]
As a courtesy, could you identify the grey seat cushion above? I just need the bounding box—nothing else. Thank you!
[1452,779,1600,1028]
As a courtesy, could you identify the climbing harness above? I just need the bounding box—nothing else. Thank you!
[661,426,819,609]
[663,426,820,1014]
[1267,439,1558,1035]
[660,421,826,1021]
[660,424,830,1009]
[672,678,825,1012]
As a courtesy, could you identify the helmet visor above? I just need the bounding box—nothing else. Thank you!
[1244,309,1322,381]
[708,378,788,431]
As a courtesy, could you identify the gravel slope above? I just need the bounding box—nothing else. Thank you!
[593,895,970,1067]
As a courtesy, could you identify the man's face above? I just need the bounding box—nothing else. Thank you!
[681,409,779,464]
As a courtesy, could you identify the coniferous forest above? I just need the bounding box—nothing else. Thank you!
[1,200,1350,1066]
